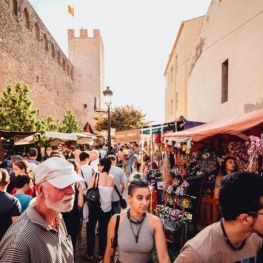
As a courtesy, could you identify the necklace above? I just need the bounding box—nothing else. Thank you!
[127,209,145,243]
[219,219,247,251]
[127,209,146,224]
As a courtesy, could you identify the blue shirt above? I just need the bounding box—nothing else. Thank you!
[14,194,32,212]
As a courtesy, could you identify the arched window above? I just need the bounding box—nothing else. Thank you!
[57,51,60,65]
[43,34,48,51]
[10,0,18,16]
[71,68,73,80]
[34,22,40,41]
[23,8,30,29]
[51,43,55,58]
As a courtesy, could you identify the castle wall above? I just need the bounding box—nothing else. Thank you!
[0,0,74,122]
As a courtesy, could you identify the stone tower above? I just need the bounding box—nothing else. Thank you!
[68,29,105,128]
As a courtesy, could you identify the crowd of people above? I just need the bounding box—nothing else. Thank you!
[1,141,263,263]
[0,142,168,263]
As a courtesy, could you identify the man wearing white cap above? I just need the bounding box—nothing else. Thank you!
[0,157,84,263]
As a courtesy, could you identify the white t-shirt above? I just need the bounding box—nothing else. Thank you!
[81,164,94,194]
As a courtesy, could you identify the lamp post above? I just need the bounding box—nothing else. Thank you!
[103,86,113,155]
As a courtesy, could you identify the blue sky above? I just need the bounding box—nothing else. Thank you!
[28,0,211,124]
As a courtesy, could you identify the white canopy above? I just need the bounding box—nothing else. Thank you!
[45,131,97,145]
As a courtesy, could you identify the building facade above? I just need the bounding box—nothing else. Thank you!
[0,0,104,127]
[164,16,205,122]
[187,0,263,122]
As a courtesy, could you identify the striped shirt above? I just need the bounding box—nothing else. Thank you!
[0,205,74,263]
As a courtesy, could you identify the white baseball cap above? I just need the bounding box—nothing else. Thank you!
[35,157,84,188]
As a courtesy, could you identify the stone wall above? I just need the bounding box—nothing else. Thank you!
[0,0,104,128]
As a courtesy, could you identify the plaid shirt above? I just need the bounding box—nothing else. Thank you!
[0,205,74,263]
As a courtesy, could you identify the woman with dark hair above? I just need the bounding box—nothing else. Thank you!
[214,156,238,199]
[104,179,171,263]
[140,155,150,179]
[11,160,35,197]
[214,156,238,221]
[82,158,114,262]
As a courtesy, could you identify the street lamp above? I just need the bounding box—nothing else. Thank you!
[103,86,113,155]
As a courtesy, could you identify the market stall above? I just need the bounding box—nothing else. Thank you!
[151,109,263,246]
[45,131,97,146]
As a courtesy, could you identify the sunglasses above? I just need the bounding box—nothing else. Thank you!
[130,179,149,186]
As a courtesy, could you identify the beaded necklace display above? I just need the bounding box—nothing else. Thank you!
[127,209,146,243]
[220,219,247,251]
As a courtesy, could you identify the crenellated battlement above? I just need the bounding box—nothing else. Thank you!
[68,29,101,39]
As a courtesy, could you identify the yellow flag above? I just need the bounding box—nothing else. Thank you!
[68,5,74,17]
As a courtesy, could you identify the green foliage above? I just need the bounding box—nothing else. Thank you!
[94,105,146,132]
[43,115,59,131]
[58,110,83,133]
[0,83,38,131]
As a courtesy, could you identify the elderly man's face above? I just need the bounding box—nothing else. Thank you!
[42,182,75,213]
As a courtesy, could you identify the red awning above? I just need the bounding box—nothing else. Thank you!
[163,108,263,142]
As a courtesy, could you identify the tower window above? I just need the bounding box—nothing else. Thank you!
[34,22,40,41]
[23,8,30,29]
[44,34,48,51]
[221,59,228,103]
[84,104,87,108]
[11,0,18,16]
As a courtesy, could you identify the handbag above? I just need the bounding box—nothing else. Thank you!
[86,173,100,208]
[114,185,127,209]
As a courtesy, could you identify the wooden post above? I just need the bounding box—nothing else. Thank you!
[0,140,5,161]
[193,172,206,232]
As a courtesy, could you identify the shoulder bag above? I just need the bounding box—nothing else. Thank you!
[114,185,127,209]
[86,173,101,208]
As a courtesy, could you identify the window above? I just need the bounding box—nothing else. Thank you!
[57,51,60,65]
[176,93,178,110]
[36,76,39,82]
[170,99,174,115]
[84,104,87,108]
[34,22,40,41]
[43,34,48,51]
[70,68,73,80]
[51,43,55,58]
[175,55,178,74]
[221,59,228,103]
[62,59,65,70]
[10,0,18,16]
[23,8,30,29]
[170,66,173,83]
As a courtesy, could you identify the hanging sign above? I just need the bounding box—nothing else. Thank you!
[196,147,217,172]
[14,135,35,145]
[115,129,141,143]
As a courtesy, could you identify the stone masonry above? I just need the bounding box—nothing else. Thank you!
[0,0,104,128]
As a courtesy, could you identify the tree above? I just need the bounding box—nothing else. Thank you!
[42,115,60,131]
[94,105,146,131]
[58,110,83,133]
[0,83,38,131]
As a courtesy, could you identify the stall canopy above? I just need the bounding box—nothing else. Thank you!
[45,131,97,145]
[163,108,263,143]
